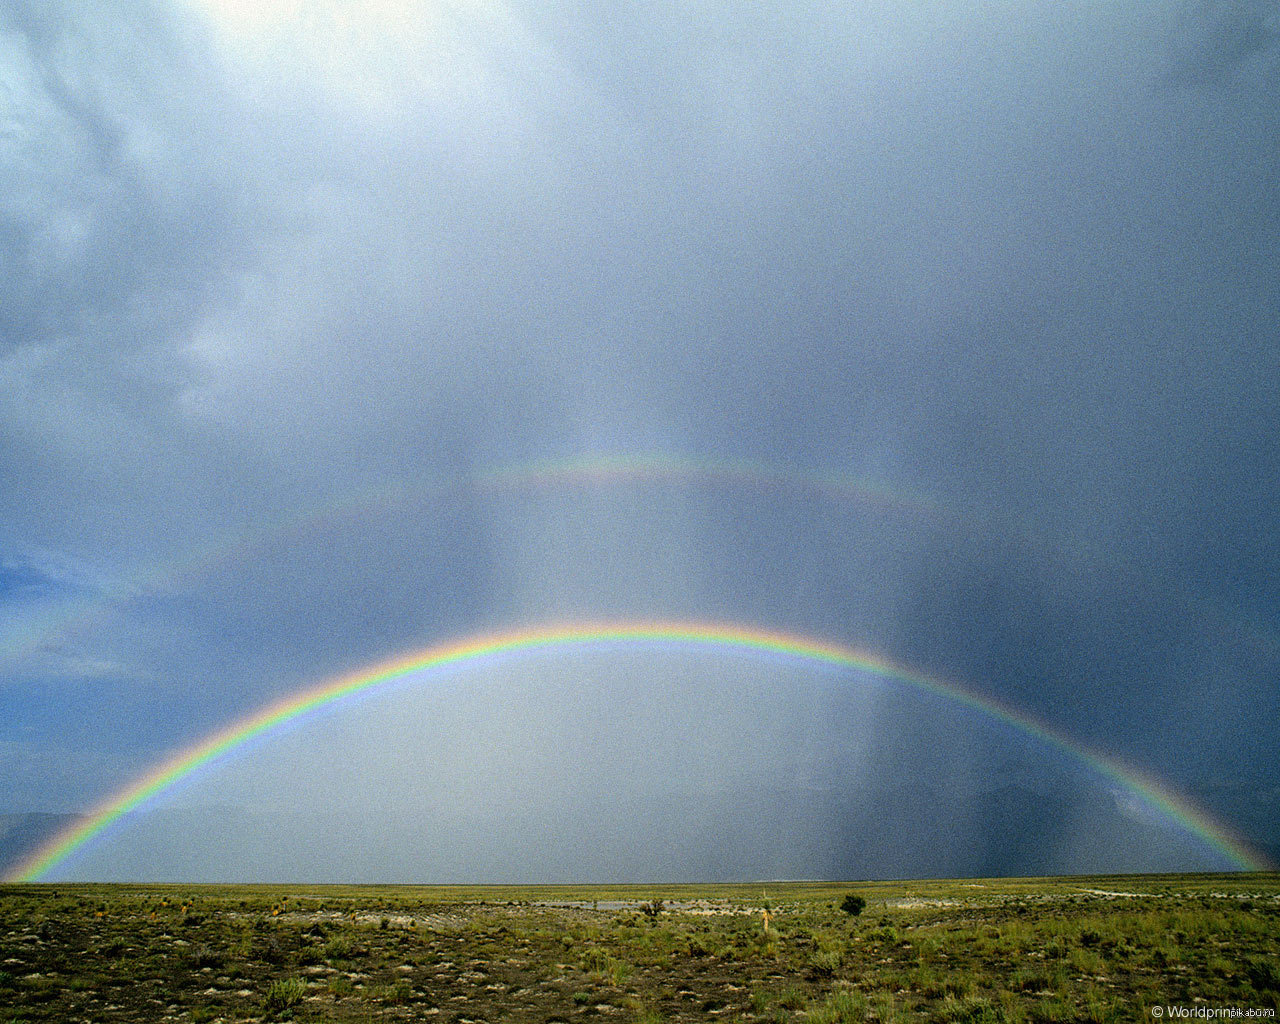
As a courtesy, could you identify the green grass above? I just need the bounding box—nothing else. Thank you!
[0,874,1273,1021]
[808,987,867,1023]
[262,975,307,1012]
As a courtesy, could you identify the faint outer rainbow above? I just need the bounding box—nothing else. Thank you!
[7,621,1270,881]
[477,452,946,515]
[1,453,941,676]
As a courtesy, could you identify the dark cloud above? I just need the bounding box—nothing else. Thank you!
[0,1,258,352]
[1,0,1278,879]
[1167,0,1280,86]
[0,0,296,571]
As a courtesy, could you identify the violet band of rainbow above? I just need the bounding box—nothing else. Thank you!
[8,621,1270,881]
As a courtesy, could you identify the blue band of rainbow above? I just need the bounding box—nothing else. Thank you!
[8,621,1269,881]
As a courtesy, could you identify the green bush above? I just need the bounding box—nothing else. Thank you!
[933,996,1010,1024]
[263,976,307,1013]
[582,947,611,972]
[365,981,412,1004]
[810,948,843,976]
[841,894,867,917]
[322,934,354,960]
[1246,958,1280,994]
[809,988,867,1024]
[769,985,809,1010]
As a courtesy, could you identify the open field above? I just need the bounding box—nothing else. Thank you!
[1,874,1276,1023]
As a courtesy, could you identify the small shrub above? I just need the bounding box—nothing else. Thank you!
[1246,958,1280,994]
[1011,970,1050,993]
[608,958,634,986]
[296,944,322,966]
[99,938,125,958]
[841,894,867,917]
[810,948,843,977]
[323,934,354,960]
[366,981,412,1004]
[582,947,611,973]
[263,976,307,1013]
[189,944,224,969]
[776,985,808,1009]
[933,996,1008,1024]
[1030,997,1073,1024]
[809,988,867,1024]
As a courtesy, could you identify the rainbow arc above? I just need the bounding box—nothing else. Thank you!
[7,621,1269,881]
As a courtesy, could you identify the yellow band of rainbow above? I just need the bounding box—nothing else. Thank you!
[7,621,1270,881]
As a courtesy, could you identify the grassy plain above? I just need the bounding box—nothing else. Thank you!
[0,874,1276,1023]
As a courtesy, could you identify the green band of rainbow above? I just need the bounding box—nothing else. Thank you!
[3,453,939,677]
[7,621,1270,881]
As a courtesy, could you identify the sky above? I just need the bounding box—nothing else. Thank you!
[0,0,1277,881]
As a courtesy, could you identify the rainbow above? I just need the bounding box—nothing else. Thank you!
[8,451,1274,692]
[2,452,942,677]
[10,449,1272,693]
[7,621,1269,881]
[477,452,946,516]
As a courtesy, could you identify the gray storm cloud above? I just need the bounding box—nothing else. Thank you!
[1,0,1277,878]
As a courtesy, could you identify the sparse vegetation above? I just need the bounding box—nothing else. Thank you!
[262,975,307,1013]
[0,875,1274,1021]
[808,986,867,1023]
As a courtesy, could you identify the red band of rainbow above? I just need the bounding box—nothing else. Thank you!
[8,621,1270,881]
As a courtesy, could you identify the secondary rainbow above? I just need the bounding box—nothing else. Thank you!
[1,452,942,677]
[8,621,1269,881]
